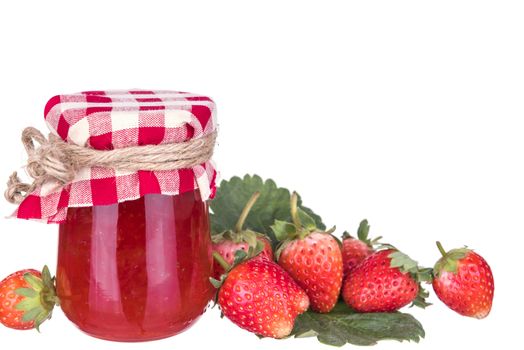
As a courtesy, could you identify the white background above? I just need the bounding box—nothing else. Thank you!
[0,1,522,348]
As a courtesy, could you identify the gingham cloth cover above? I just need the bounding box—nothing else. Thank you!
[13,89,218,223]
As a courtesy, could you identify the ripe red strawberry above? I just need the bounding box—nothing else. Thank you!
[273,192,343,313]
[432,242,494,319]
[212,192,274,279]
[342,219,381,275]
[0,266,58,330]
[216,256,309,338]
[342,249,431,312]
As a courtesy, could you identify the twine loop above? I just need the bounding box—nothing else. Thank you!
[5,127,217,204]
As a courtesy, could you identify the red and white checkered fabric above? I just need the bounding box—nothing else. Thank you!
[14,89,218,223]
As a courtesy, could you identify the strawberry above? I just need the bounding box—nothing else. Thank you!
[0,266,58,331]
[272,192,343,313]
[432,242,494,319]
[341,219,381,275]
[212,237,273,279]
[342,249,432,312]
[213,253,309,338]
[212,192,273,279]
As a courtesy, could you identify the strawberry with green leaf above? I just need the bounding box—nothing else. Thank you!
[272,192,343,313]
[210,175,325,240]
[211,192,273,279]
[342,219,381,275]
[342,248,432,312]
[211,249,309,339]
[432,242,494,319]
[208,174,429,346]
[0,266,59,331]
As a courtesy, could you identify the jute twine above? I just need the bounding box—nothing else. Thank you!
[5,127,217,204]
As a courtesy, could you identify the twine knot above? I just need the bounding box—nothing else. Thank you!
[5,127,217,204]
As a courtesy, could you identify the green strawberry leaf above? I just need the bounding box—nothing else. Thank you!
[411,285,432,309]
[248,239,265,258]
[34,310,52,333]
[389,251,419,274]
[242,230,258,249]
[23,273,44,291]
[296,207,317,231]
[41,266,53,287]
[290,302,425,346]
[209,276,224,289]
[343,219,381,247]
[233,249,248,266]
[14,288,37,298]
[377,243,397,251]
[415,267,434,283]
[21,306,44,323]
[357,219,370,243]
[210,175,325,243]
[271,220,297,241]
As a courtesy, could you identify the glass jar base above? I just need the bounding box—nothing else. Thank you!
[69,314,204,342]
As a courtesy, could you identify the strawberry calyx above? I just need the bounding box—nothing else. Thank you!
[212,191,267,254]
[341,219,382,248]
[212,229,267,251]
[384,247,433,309]
[14,265,59,331]
[433,241,471,277]
[272,192,335,259]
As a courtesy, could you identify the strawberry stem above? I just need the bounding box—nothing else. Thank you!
[212,251,231,272]
[436,241,447,257]
[290,192,302,229]
[235,192,261,233]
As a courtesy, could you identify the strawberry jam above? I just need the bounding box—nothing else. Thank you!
[56,190,213,342]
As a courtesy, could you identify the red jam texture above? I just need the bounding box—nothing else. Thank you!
[56,190,213,342]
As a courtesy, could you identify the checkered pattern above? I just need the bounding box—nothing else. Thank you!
[14,90,218,223]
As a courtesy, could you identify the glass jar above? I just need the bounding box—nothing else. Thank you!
[7,89,217,341]
[56,189,213,342]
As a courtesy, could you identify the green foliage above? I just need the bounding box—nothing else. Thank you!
[210,174,428,346]
[291,302,425,346]
[357,219,371,243]
[270,220,297,241]
[411,286,432,309]
[210,175,325,244]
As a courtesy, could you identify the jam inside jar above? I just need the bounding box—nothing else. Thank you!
[56,190,213,342]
